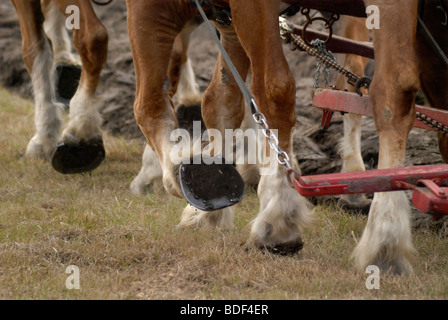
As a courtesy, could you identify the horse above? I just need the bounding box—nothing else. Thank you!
[127,0,447,275]
[12,0,108,174]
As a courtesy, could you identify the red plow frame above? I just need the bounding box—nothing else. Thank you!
[284,9,448,219]
[289,88,448,219]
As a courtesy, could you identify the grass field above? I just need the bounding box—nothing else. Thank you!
[0,86,447,300]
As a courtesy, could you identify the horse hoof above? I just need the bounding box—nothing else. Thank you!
[247,239,304,256]
[51,141,105,174]
[266,241,304,256]
[54,63,82,107]
[337,195,372,215]
[179,155,245,211]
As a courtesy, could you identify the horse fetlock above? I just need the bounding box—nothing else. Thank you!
[26,134,57,160]
[178,205,234,230]
[353,191,415,275]
[354,245,413,276]
[247,222,304,256]
[62,114,102,145]
[248,217,305,256]
[162,162,183,198]
[130,175,164,195]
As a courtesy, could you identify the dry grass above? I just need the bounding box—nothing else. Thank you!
[0,86,447,300]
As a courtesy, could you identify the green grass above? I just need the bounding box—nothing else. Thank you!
[0,86,447,300]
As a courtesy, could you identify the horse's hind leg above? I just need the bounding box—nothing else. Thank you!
[352,0,419,275]
[168,20,203,135]
[12,0,64,159]
[51,0,108,174]
[334,17,371,213]
[42,0,81,106]
[130,20,202,195]
[178,23,249,229]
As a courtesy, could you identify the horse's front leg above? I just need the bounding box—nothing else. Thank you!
[230,0,313,254]
[352,0,420,275]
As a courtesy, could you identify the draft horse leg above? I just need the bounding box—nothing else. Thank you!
[130,20,203,195]
[334,16,372,213]
[230,0,312,253]
[50,0,108,174]
[42,0,81,106]
[352,0,420,275]
[127,0,196,197]
[178,22,249,229]
[12,0,64,159]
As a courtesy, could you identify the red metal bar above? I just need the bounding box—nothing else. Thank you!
[293,164,448,197]
[289,166,448,217]
[313,88,448,132]
[412,186,448,219]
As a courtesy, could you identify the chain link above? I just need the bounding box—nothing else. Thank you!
[416,111,448,134]
[252,107,292,170]
[311,39,336,88]
[280,17,362,87]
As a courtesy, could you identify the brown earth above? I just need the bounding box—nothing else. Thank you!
[0,1,446,231]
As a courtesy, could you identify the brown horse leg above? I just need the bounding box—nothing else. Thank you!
[127,0,195,197]
[168,20,204,135]
[334,16,372,213]
[12,0,64,159]
[229,0,312,254]
[131,21,202,195]
[353,0,420,275]
[42,0,81,105]
[178,22,250,229]
[53,0,107,147]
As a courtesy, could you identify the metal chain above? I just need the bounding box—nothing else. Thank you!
[416,111,448,134]
[311,39,336,88]
[252,102,292,170]
[280,18,360,86]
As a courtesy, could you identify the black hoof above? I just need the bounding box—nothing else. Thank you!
[179,155,245,211]
[246,239,304,256]
[54,64,82,107]
[264,239,304,256]
[51,141,105,174]
[337,196,372,215]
